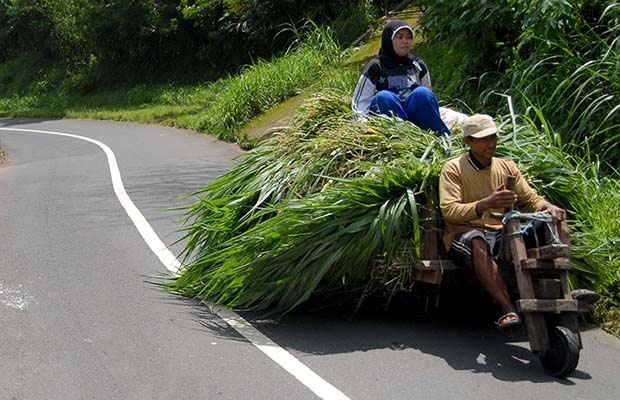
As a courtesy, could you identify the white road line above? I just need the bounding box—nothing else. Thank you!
[0,126,352,400]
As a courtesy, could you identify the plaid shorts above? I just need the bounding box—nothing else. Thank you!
[448,230,502,269]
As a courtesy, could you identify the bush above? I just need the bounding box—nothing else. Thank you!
[0,0,54,61]
[417,0,620,169]
[193,25,342,143]
[331,0,378,47]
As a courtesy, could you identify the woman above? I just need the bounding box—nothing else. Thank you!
[352,19,451,136]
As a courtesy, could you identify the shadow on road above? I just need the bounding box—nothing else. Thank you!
[0,117,61,127]
[181,284,596,384]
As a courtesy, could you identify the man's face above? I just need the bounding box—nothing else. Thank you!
[392,30,412,57]
[465,134,498,165]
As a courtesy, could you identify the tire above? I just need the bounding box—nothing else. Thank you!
[539,325,580,378]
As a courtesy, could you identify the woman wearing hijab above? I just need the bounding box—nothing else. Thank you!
[351,19,451,136]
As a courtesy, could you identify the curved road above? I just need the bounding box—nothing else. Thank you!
[1,118,619,400]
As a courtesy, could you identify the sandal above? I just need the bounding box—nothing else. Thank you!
[496,312,521,330]
[571,289,600,305]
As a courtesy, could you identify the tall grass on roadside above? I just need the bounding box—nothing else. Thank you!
[0,24,344,148]
[419,1,620,170]
[570,176,620,286]
[488,15,620,169]
[572,174,620,335]
[493,108,618,289]
[193,24,342,144]
[0,72,225,122]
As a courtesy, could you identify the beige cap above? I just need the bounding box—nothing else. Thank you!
[462,114,500,138]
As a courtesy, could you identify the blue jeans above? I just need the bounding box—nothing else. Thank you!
[370,87,451,136]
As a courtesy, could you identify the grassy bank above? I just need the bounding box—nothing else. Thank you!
[0,25,343,148]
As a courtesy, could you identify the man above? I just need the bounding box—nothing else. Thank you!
[438,114,569,329]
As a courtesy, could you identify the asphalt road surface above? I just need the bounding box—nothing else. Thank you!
[1,118,619,400]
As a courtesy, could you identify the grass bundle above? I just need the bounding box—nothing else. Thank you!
[170,90,453,314]
[169,90,617,316]
[174,164,440,315]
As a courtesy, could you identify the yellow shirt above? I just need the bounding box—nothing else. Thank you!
[439,154,548,250]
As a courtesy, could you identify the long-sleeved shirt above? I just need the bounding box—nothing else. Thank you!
[439,153,548,250]
[351,55,431,121]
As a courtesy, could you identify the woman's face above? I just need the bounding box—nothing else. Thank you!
[392,29,413,57]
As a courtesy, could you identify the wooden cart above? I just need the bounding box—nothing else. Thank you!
[410,178,591,378]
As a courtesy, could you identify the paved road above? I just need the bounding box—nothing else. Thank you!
[1,118,619,400]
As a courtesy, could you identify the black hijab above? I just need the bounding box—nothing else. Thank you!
[379,19,415,60]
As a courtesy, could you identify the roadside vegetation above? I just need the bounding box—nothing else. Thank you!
[417,0,620,171]
[0,21,345,147]
[0,1,618,334]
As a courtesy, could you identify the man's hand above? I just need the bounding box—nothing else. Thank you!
[542,203,566,221]
[476,185,517,216]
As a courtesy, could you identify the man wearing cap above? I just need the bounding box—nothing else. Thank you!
[439,114,567,329]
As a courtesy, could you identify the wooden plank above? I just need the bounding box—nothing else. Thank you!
[533,278,562,299]
[518,299,580,313]
[505,175,550,353]
[413,270,443,285]
[559,274,573,300]
[558,218,570,246]
[506,221,536,298]
[523,313,549,353]
[413,260,457,271]
[520,258,570,270]
[378,259,458,287]
[410,259,459,285]
[420,204,439,260]
[526,243,570,260]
